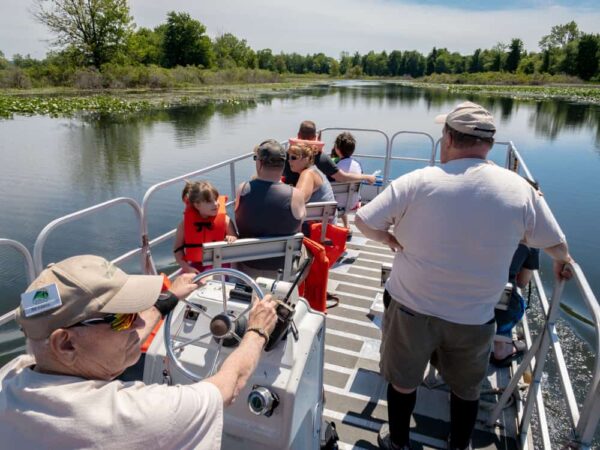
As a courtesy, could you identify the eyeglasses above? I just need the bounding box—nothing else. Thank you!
[72,313,138,332]
[288,154,302,161]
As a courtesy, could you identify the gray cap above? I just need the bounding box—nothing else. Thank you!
[255,139,286,163]
[435,101,496,138]
[16,255,163,340]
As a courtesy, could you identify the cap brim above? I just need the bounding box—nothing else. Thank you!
[100,274,163,314]
[434,114,447,124]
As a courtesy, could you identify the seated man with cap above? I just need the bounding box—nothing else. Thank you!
[0,255,278,449]
[235,139,306,279]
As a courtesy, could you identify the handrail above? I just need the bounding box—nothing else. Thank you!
[0,239,36,327]
[32,197,144,275]
[485,140,600,449]
[0,239,35,283]
[318,127,391,181]
[389,131,436,176]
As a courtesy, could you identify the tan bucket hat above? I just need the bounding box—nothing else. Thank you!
[435,101,496,138]
[16,255,163,340]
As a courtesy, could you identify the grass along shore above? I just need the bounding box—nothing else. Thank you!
[0,78,328,118]
[402,81,600,104]
[1,76,599,118]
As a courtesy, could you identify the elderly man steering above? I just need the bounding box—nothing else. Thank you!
[0,255,277,450]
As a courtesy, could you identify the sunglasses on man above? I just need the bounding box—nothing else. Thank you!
[71,313,138,332]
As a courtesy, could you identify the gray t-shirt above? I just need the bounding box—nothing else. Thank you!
[0,355,223,450]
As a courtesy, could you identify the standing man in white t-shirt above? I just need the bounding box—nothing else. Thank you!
[355,102,574,450]
[0,255,278,450]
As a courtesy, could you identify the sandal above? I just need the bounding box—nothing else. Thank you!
[490,340,526,368]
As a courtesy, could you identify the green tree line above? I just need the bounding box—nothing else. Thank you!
[1,0,599,89]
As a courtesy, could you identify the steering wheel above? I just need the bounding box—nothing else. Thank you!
[164,268,265,382]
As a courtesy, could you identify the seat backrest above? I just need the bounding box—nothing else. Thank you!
[305,201,337,243]
[202,233,304,281]
[330,181,362,212]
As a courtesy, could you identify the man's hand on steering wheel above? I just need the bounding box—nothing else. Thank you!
[170,272,203,299]
[248,295,278,336]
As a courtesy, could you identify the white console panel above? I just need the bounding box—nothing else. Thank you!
[144,280,326,450]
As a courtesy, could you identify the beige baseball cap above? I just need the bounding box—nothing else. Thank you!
[435,101,496,139]
[16,255,163,340]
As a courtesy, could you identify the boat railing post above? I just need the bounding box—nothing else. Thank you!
[570,263,600,447]
[229,162,237,205]
[0,239,35,284]
[0,239,36,327]
[387,131,436,184]
[518,276,566,448]
[317,127,390,183]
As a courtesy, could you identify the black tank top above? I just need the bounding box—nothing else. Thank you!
[236,179,302,269]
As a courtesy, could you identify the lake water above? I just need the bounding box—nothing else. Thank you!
[1,81,599,443]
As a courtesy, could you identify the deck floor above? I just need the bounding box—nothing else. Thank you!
[322,225,520,450]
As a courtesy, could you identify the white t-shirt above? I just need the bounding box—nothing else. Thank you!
[0,355,223,450]
[336,157,362,208]
[357,158,565,325]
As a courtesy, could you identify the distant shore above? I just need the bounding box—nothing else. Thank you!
[2,76,599,118]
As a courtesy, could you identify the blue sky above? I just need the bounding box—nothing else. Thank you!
[1,0,599,59]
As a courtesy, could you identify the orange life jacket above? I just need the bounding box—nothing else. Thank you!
[183,195,228,263]
[299,237,329,312]
[309,222,348,268]
[141,274,171,353]
[288,137,325,152]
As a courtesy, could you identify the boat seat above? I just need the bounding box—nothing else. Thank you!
[201,232,304,282]
[330,181,362,212]
[305,201,337,243]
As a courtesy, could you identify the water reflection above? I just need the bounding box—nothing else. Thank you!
[66,101,262,197]
[320,83,600,148]
[529,100,600,146]
[68,117,143,197]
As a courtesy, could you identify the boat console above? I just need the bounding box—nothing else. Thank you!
[143,268,326,450]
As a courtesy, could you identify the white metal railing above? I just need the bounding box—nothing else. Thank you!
[486,262,600,450]
[318,127,392,181]
[0,239,35,327]
[482,143,600,450]
[32,197,144,275]
[389,131,436,171]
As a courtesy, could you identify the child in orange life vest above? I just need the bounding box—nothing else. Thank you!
[173,181,237,274]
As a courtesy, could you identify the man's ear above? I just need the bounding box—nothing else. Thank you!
[47,329,77,366]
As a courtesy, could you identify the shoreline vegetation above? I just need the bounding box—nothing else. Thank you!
[2,3,599,118]
[1,73,599,119]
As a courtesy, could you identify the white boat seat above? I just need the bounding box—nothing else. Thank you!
[305,201,337,243]
[330,181,362,212]
[201,233,304,282]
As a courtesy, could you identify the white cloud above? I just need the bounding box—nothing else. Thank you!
[1,0,599,59]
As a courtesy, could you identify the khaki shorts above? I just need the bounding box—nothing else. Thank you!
[380,291,495,401]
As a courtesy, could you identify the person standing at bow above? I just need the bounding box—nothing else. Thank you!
[173,180,237,274]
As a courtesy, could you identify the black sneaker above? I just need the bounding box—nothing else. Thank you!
[377,423,411,450]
